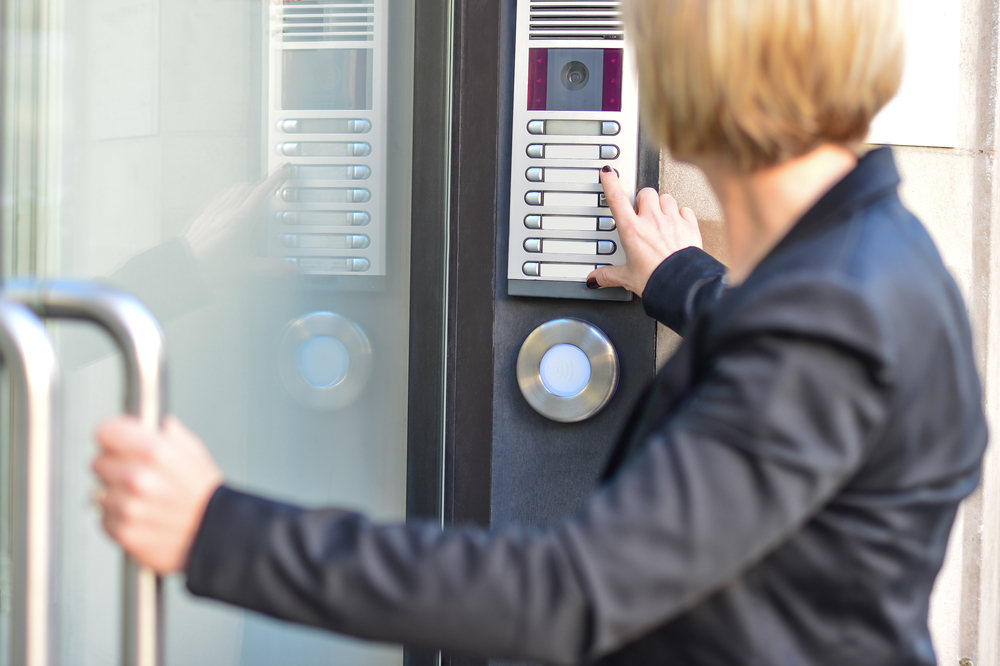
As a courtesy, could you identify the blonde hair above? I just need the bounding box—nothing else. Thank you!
[625,0,904,172]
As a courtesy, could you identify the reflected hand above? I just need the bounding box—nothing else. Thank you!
[92,416,223,574]
[182,167,287,260]
[587,167,703,296]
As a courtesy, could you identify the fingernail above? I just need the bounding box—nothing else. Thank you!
[586,277,599,289]
[601,165,612,173]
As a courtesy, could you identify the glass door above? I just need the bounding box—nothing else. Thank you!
[0,0,451,664]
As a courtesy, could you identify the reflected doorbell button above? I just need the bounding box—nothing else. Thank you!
[516,318,619,422]
[279,312,373,410]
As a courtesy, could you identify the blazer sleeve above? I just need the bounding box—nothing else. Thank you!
[640,246,727,334]
[185,289,889,665]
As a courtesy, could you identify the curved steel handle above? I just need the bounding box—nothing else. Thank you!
[0,300,60,666]
[6,280,167,666]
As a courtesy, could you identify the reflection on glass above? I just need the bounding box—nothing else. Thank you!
[1,0,425,664]
[282,49,373,110]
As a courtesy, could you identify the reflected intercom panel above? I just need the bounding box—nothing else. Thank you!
[507,0,639,301]
[267,0,386,276]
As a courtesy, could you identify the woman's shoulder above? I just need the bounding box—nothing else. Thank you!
[707,198,970,383]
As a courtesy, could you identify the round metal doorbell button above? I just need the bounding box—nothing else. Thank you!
[279,311,373,410]
[516,318,619,423]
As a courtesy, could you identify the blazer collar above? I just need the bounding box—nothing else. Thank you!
[765,146,901,259]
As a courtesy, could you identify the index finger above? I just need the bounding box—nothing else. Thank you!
[243,166,291,209]
[598,166,636,229]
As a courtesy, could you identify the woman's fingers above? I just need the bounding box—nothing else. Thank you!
[592,168,702,296]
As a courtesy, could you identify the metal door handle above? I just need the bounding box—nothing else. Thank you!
[0,300,59,666]
[5,280,168,666]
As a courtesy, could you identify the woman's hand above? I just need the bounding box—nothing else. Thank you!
[182,167,287,261]
[92,416,223,574]
[587,167,703,296]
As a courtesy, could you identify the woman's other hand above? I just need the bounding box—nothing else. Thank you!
[587,166,703,296]
[92,416,223,574]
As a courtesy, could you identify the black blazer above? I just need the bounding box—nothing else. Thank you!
[186,148,988,665]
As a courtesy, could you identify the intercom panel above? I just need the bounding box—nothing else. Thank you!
[507,0,639,301]
[266,0,386,276]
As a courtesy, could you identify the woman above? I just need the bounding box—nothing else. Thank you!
[93,0,988,663]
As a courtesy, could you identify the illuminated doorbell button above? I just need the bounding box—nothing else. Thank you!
[539,344,591,398]
[516,318,619,423]
[598,216,616,231]
[524,215,543,229]
[599,145,620,159]
[601,121,621,136]
[525,191,544,206]
[527,120,546,135]
[279,312,373,410]
[525,167,544,182]
[522,262,541,277]
[298,336,351,388]
[596,240,616,255]
[527,144,545,158]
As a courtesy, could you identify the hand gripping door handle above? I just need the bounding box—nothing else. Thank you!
[5,280,168,666]
[0,300,59,666]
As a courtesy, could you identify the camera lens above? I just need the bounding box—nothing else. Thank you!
[560,61,590,91]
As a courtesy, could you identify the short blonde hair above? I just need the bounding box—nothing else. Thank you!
[625,0,904,172]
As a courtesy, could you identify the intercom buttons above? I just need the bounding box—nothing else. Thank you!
[526,263,600,279]
[526,167,544,182]
[601,121,621,136]
[598,193,609,207]
[523,238,617,256]
[516,318,619,423]
[527,120,546,135]
[598,216,616,231]
[524,215,543,229]
[525,191,544,206]
[599,145,620,159]
[279,142,372,157]
[527,144,545,158]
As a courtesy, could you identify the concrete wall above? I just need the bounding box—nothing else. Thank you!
[654,1,999,662]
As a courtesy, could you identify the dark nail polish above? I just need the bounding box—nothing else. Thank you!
[601,165,612,173]
[586,278,599,289]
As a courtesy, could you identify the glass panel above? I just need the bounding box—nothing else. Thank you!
[1,0,447,665]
